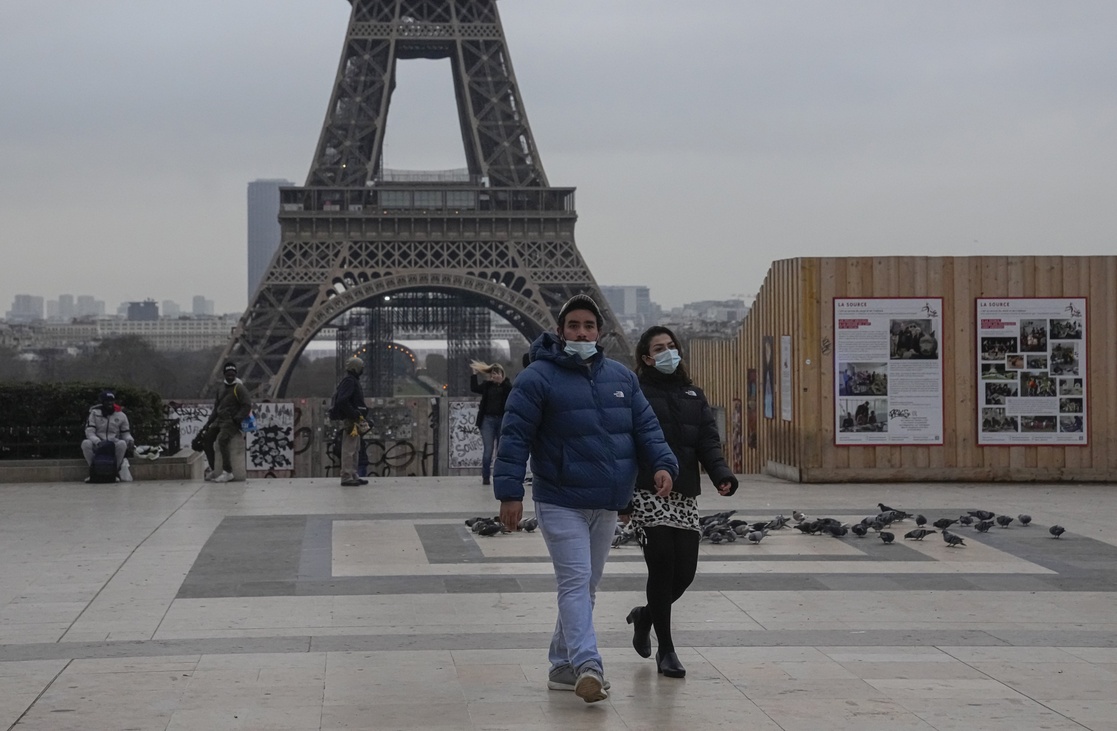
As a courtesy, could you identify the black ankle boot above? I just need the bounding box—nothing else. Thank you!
[626,606,652,658]
[656,649,686,678]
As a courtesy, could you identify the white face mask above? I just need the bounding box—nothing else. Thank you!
[563,341,598,360]
[653,349,681,374]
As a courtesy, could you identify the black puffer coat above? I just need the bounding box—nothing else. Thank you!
[634,369,738,498]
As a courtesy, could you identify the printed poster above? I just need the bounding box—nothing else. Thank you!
[834,298,944,445]
[780,335,793,422]
[976,298,1086,445]
[762,336,775,419]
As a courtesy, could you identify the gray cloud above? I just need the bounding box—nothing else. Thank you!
[2,0,1116,315]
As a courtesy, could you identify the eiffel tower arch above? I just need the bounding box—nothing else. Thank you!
[213,0,629,397]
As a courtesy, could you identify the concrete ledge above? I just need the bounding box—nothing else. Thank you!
[0,449,206,484]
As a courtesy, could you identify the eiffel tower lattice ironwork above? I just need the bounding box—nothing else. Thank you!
[213,0,628,397]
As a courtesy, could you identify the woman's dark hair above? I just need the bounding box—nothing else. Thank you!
[635,325,690,381]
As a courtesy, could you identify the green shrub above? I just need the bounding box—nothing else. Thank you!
[0,382,167,459]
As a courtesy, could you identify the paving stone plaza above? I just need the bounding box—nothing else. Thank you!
[0,475,1114,730]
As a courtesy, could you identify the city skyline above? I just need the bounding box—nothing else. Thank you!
[2,1,1116,315]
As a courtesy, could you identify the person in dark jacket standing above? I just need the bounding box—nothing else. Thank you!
[624,325,738,679]
[330,356,370,486]
[494,295,678,704]
[469,361,511,485]
[198,362,253,483]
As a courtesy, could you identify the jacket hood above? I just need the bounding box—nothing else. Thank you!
[530,332,603,371]
[222,377,245,387]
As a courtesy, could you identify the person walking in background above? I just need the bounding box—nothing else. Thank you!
[329,356,370,486]
[623,325,738,679]
[469,361,511,486]
[197,362,252,483]
[493,295,678,704]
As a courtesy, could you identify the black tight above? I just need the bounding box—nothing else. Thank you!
[640,525,700,653]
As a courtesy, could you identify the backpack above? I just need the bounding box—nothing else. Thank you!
[88,441,119,483]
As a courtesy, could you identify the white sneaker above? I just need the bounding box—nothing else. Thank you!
[203,469,214,482]
[213,471,235,483]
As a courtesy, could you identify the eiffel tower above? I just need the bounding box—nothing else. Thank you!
[213,0,628,397]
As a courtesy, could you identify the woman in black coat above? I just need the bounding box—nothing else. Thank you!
[470,362,511,486]
[625,325,738,678]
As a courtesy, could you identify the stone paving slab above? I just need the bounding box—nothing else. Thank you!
[0,475,1116,730]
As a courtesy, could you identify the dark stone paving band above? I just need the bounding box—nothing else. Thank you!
[177,514,1117,599]
[1,629,1114,665]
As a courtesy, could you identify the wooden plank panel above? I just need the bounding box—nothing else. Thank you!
[799,259,821,472]
[930,257,950,470]
[956,257,980,468]
[1104,258,1117,471]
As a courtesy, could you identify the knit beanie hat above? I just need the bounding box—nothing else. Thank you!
[557,294,603,328]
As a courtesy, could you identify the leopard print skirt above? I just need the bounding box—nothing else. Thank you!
[630,489,700,533]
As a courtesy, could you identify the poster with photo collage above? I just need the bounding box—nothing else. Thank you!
[976,298,1087,445]
[833,298,944,445]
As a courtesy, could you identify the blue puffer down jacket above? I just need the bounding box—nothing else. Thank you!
[493,332,678,511]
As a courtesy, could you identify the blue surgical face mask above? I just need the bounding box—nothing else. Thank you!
[564,340,598,360]
[653,349,681,374]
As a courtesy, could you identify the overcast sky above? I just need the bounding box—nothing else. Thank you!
[2,1,1116,316]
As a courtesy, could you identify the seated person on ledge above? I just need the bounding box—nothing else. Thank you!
[81,390,135,481]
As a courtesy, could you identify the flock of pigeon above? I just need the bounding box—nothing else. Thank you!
[680,502,1069,548]
[464,515,537,536]
[466,503,1070,547]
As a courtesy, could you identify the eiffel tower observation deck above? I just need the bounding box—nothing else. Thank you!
[213,0,628,398]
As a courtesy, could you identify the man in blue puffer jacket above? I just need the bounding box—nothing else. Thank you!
[494,294,678,704]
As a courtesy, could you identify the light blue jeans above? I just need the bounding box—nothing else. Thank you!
[534,500,617,674]
[480,415,501,480]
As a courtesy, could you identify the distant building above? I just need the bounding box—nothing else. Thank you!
[46,300,60,320]
[162,300,182,318]
[247,179,294,300]
[76,295,104,317]
[600,285,661,336]
[5,295,44,323]
[58,294,75,321]
[33,316,238,352]
[192,296,214,316]
[127,300,159,322]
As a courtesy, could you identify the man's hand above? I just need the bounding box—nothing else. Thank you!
[717,479,734,496]
[653,470,673,498]
[499,501,523,532]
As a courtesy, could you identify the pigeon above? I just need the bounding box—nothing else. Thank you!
[823,524,849,538]
[700,510,737,526]
[518,517,538,532]
[974,520,995,533]
[879,531,895,544]
[904,528,937,541]
[612,526,641,547]
[1018,514,1032,526]
[968,510,996,521]
[477,521,506,536]
[746,530,768,544]
[944,533,966,548]
[996,515,1014,528]
[766,515,791,531]
[792,510,806,523]
[957,515,974,526]
[932,518,958,530]
[878,502,898,514]
[851,524,868,538]
[1049,525,1066,539]
[915,514,927,527]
